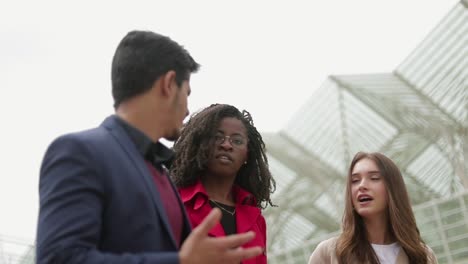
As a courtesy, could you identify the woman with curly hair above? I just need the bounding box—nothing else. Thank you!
[308,152,438,264]
[170,104,275,264]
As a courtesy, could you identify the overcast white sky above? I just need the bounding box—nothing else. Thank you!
[0,0,458,243]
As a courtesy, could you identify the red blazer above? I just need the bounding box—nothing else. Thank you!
[179,180,267,264]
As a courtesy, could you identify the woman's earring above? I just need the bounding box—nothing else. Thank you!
[244,161,247,165]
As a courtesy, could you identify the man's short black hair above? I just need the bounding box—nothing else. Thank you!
[111,30,200,108]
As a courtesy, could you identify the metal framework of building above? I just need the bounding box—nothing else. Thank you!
[264,1,467,263]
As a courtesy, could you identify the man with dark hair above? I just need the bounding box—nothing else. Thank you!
[36,30,262,264]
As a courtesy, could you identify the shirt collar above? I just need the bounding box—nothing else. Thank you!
[114,115,174,167]
[179,179,257,210]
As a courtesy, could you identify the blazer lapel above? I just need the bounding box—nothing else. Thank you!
[236,205,261,234]
[208,222,226,237]
[233,185,261,234]
[164,165,192,240]
[102,115,178,248]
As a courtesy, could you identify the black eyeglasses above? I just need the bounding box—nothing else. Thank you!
[213,134,247,147]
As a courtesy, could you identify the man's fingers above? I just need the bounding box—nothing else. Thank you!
[192,208,222,237]
[213,231,256,249]
[225,246,263,261]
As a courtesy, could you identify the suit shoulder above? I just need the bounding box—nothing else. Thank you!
[43,127,110,163]
[62,126,108,141]
[50,126,109,147]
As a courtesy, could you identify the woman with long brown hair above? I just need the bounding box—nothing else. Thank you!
[308,152,437,264]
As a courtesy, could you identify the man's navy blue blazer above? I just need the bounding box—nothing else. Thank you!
[36,115,192,264]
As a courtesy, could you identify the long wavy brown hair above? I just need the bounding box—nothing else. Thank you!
[170,104,276,209]
[336,152,434,263]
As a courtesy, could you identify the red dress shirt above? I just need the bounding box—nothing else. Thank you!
[179,180,267,264]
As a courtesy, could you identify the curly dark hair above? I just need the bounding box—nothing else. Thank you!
[170,104,276,209]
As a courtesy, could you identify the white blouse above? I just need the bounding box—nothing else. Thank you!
[371,242,401,264]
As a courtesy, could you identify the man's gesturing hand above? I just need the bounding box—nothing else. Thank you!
[179,208,263,264]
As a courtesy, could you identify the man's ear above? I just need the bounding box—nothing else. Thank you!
[160,70,177,98]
